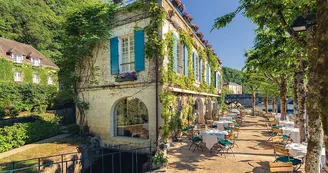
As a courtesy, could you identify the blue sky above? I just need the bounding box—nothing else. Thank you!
[183,0,257,70]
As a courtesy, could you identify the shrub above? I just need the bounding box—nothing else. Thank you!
[66,124,80,134]
[0,118,60,152]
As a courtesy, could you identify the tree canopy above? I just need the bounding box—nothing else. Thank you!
[222,66,244,85]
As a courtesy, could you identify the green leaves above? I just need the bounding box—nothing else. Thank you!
[212,5,244,31]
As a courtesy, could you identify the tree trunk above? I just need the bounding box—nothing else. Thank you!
[264,97,268,113]
[296,55,307,143]
[272,98,275,113]
[279,77,288,120]
[293,73,299,126]
[252,91,256,116]
[316,0,328,170]
[305,16,323,173]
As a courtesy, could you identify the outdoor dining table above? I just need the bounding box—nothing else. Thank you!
[279,120,294,128]
[200,130,228,150]
[286,143,326,169]
[219,116,233,121]
[282,127,300,143]
[214,120,233,131]
[231,109,240,114]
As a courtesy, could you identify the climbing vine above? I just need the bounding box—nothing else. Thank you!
[0,58,58,86]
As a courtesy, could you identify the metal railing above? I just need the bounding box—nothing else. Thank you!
[0,141,156,173]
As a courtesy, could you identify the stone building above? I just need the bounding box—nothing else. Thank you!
[0,37,58,86]
[224,82,243,94]
[78,0,223,146]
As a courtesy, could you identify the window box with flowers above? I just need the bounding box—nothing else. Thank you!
[196,32,204,39]
[115,72,137,82]
[171,0,185,13]
[182,12,193,23]
[191,24,199,32]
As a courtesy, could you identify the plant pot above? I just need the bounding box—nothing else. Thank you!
[171,1,184,13]
[115,77,137,82]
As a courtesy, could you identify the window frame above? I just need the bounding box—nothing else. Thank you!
[12,54,23,63]
[31,58,40,66]
[119,34,135,73]
[114,97,149,139]
[32,73,39,84]
[48,76,54,85]
[176,41,184,74]
[14,71,22,82]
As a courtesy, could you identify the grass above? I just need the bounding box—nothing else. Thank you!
[0,136,86,172]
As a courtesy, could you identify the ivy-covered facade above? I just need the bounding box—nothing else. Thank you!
[0,38,59,86]
[78,0,222,146]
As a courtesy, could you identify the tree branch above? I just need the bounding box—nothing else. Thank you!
[264,72,280,85]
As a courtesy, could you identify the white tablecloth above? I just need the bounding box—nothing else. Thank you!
[226,113,238,118]
[214,120,233,131]
[274,113,281,121]
[231,109,240,114]
[279,120,294,128]
[282,127,300,143]
[219,116,233,121]
[200,130,228,149]
[286,143,326,168]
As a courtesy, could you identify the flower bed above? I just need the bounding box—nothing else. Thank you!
[191,24,199,32]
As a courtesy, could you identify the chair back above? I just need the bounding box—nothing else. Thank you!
[225,133,235,140]
[206,120,214,124]
[269,162,293,172]
[236,119,242,124]
[228,122,234,127]
[268,118,275,122]
[233,127,240,133]
[272,136,283,143]
[272,128,283,134]
[197,124,206,130]
[273,145,290,157]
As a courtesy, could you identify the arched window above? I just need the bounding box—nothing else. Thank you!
[115,97,149,139]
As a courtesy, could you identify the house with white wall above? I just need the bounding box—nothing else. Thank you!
[77,0,223,146]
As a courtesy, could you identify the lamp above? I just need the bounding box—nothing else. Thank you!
[291,13,316,32]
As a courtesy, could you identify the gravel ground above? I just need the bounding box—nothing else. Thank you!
[167,115,305,173]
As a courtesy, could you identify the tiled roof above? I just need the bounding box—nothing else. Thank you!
[0,37,58,68]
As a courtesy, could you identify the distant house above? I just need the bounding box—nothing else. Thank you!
[0,37,59,86]
[224,82,242,94]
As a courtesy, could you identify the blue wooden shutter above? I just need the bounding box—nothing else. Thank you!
[206,64,209,84]
[218,73,221,89]
[184,45,188,76]
[193,52,196,77]
[173,33,178,72]
[214,71,217,88]
[134,30,145,72]
[199,58,202,82]
[110,37,119,75]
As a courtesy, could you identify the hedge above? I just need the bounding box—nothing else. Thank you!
[0,113,61,152]
[0,82,57,119]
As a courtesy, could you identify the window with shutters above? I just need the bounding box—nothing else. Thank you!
[33,74,39,84]
[14,71,22,82]
[177,41,184,74]
[120,34,135,73]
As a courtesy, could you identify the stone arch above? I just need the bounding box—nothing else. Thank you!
[111,96,149,139]
[194,97,205,124]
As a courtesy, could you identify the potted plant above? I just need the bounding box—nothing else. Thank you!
[152,150,168,171]
[171,0,185,13]
[182,12,193,23]
[196,32,204,39]
[115,71,137,82]
[191,24,199,32]
[202,39,209,46]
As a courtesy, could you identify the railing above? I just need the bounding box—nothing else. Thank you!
[0,141,156,173]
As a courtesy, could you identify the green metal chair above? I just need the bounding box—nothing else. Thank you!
[188,136,203,153]
[217,133,235,157]
[273,145,303,172]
